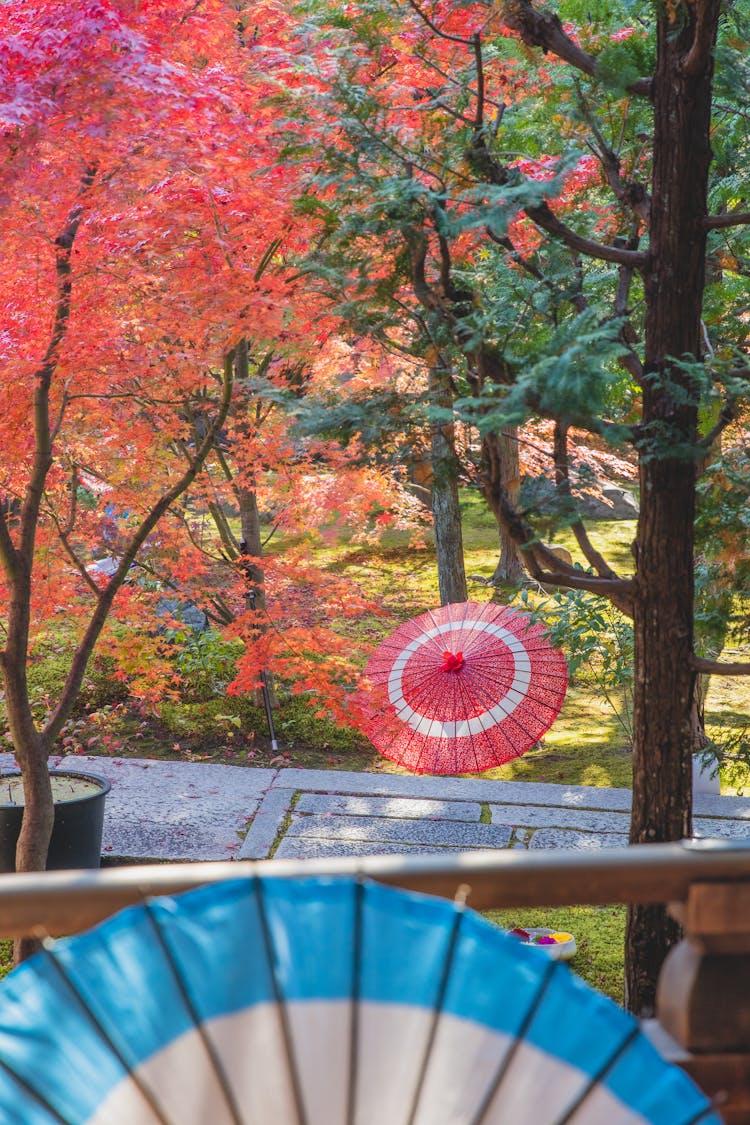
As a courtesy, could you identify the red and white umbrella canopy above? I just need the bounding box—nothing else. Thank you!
[364,601,567,775]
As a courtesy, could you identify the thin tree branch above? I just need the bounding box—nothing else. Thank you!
[62,463,79,538]
[134,556,232,628]
[714,102,750,123]
[490,474,634,616]
[406,228,443,314]
[527,202,649,266]
[500,0,652,97]
[208,499,240,557]
[473,33,484,130]
[552,421,622,580]
[42,350,235,744]
[413,50,508,115]
[47,511,101,598]
[0,502,18,582]
[576,85,651,223]
[49,382,71,444]
[614,238,645,383]
[698,396,736,450]
[681,0,722,77]
[691,656,750,676]
[705,210,750,230]
[20,163,98,568]
[430,99,475,126]
[470,136,649,267]
[406,0,474,45]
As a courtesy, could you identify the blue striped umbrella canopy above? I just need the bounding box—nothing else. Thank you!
[0,877,721,1124]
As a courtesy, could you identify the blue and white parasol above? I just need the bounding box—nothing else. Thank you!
[0,877,722,1124]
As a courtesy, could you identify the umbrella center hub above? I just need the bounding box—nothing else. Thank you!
[440,650,464,673]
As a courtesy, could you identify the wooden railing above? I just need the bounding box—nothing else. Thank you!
[0,839,748,1122]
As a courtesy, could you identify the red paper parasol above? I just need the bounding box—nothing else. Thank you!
[364,601,567,774]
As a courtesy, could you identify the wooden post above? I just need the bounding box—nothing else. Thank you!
[648,882,750,1123]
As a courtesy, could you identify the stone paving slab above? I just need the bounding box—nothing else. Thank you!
[529,829,631,850]
[0,755,745,862]
[491,804,631,834]
[691,793,750,819]
[286,813,513,850]
[694,817,750,840]
[295,794,483,822]
[275,839,463,860]
[238,788,296,861]
[60,756,276,861]
[273,768,635,810]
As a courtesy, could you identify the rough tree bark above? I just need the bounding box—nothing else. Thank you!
[233,340,279,710]
[237,483,279,710]
[625,0,722,1014]
[428,363,468,605]
[490,426,525,585]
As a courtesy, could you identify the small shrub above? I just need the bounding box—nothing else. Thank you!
[170,629,243,703]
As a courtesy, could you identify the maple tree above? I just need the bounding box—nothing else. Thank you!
[137,333,425,725]
[0,0,327,931]
[281,0,750,1013]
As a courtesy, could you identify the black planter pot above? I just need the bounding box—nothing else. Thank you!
[0,770,111,873]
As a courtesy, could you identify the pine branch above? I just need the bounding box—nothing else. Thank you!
[698,396,736,451]
[492,476,634,616]
[576,86,651,224]
[527,201,649,266]
[470,135,648,267]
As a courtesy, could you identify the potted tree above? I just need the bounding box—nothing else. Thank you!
[0,769,111,872]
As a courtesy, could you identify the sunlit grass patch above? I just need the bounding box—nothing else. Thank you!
[485,905,626,1004]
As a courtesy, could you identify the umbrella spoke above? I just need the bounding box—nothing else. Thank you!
[469,959,560,1125]
[0,1053,78,1125]
[141,904,246,1125]
[254,880,309,1125]
[40,940,176,1125]
[346,879,364,1125]
[405,907,466,1125]
[452,675,491,775]
[549,1023,640,1125]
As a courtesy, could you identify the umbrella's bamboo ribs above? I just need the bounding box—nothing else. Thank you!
[0,841,747,939]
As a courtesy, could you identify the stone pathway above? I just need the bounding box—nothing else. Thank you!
[42,755,750,863]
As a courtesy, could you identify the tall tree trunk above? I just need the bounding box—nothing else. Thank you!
[233,339,278,713]
[482,427,525,585]
[238,483,278,710]
[490,427,525,585]
[1,569,53,962]
[625,3,720,1015]
[690,674,711,753]
[429,365,467,605]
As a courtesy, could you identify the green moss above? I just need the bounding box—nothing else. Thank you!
[0,941,12,981]
[22,651,128,725]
